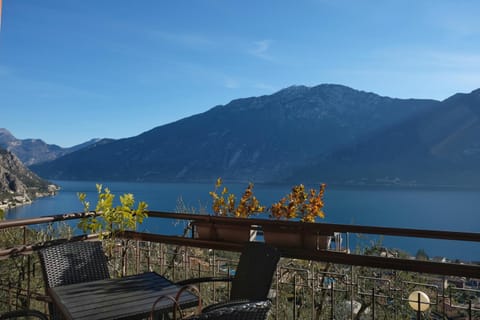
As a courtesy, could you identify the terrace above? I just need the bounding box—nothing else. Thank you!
[1,211,479,319]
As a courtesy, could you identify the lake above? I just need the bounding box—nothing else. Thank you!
[5,180,480,261]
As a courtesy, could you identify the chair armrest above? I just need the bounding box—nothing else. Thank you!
[150,284,202,319]
[176,276,233,286]
[0,309,48,320]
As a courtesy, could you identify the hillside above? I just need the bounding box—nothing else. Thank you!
[292,88,480,187]
[0,148,57,210]
[30,84,438,183]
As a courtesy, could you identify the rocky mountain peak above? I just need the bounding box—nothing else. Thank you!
[0,128,15,142]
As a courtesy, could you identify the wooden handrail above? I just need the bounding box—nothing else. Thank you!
[0,211,98,229]
[146,211,480,243]
[2,210,480,242]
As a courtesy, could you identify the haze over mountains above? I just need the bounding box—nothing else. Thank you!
[6,83,480,188]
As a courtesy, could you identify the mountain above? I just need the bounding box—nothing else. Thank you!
[30,84,438,182]
[0,128,110,165]
[0,148,57,210]
[291,88,480,187]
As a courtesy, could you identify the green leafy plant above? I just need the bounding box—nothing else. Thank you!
[78,184,148,237]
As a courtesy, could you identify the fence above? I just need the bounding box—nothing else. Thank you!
[1,211,479,319]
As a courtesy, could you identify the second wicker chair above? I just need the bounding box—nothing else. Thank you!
[176,242,280,320]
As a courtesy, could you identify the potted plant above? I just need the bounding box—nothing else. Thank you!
[193,178,265,243]
[264,183,330,250]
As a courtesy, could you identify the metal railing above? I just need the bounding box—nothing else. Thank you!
[1,210,479,319]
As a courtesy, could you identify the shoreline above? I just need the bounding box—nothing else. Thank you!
[0,184,59,212]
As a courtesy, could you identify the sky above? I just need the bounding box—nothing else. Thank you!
[1,0,479,147]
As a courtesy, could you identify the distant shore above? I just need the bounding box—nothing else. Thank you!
[0,184,59,212]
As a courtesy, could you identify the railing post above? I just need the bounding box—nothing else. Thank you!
[21,225,32,307]
[147,241,151,271]
[311,266,315,320]
[372,287,375,320]
[442,276,446,318]
[391,272,397,320]
[417,292,421,320]
[469,300,472,320]
[8,281,11,312]
[350,266,354,320]
[293,274,298,320]
[212,249,216,303]
[122,240,128,277]
[136,240,140,274]
[184,247,188,280]
[275,268,279,320]
[172,256,176,280]
[197,263,202,297]
[27,255,31,307]
[160,243,164,274]
[331,281,335,320]
[227,265,231,294]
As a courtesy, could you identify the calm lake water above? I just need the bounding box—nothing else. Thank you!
[5,180,480,261]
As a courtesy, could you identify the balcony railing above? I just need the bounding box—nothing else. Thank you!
[1,210,479,319]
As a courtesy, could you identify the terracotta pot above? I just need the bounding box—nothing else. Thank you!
[193,221,256,243]
[215,223,257,243]
[263,225,331,250]
[193,221,217,240]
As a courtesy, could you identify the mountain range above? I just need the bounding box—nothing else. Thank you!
[298,88,480,187]
[6,83,480,188]
[0,128,108,166]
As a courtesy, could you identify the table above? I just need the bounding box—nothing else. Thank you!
[48,272,199,320]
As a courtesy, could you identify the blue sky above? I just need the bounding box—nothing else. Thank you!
[1,0,479,147]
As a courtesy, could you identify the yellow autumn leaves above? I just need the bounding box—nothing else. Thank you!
[210,178,326,223]
[210,178,265,218]
[270,183,326,223]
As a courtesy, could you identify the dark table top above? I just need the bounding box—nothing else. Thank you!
[48,272,199,320]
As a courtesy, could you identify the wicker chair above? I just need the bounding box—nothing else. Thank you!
[0,309,48,320]
[37,241,110,319]
[176,242,280,319]
[184,300,272,320]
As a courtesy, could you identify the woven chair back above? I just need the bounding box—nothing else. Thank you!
[38,241,110,288]
[230,242,280,301]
